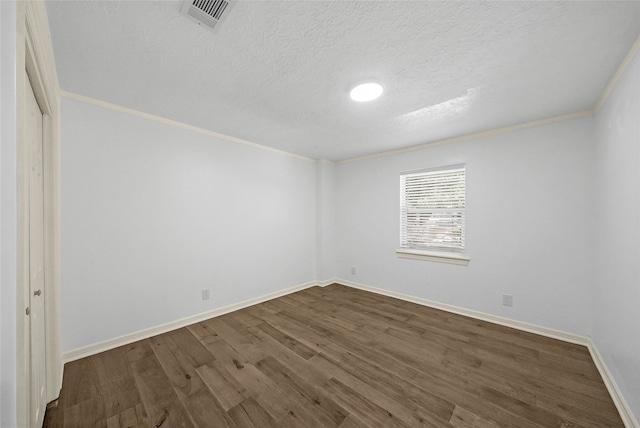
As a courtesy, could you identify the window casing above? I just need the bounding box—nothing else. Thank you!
[399,165,466,262]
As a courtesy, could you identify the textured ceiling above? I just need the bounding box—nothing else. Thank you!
[46,1,640,161]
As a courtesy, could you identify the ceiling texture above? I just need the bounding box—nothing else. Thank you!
[46,1,640,162]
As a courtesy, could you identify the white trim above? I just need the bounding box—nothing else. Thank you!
[396,249,469,266]
[336,110,593,165]
[333,278,637,427]
[59,276,637,425]
[60,90,315,163]
[17,2,63,426]
[336,279,587,344]
[587,343,639,428]
[316,277,340,287]
[594,34,640,113]
[61,281,319,364]
[57,33,640,169]
[317,159,336,165]
[400,163,465,177]
[56,33,640,170]
[336,35,640,166]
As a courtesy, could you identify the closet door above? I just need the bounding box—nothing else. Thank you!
[26,69,48,428]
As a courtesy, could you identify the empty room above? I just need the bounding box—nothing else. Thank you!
[1,0,639,427]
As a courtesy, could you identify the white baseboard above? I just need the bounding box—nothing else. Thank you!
[61,280,320,364]
[587,342,639,428]
[333,278,638,428]
[60,277,637,427]
[317,277,340,287]
[335,279,588,345]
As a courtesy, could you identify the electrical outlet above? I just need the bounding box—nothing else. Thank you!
[351,267,356,275]
[202,288,210,301]
[502,294,513,307]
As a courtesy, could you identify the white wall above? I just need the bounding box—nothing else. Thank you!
[593,48,640,420]
[316,160,336,280]
[335,116,596,336]
[60,98,318,352]
[0,1,18,427]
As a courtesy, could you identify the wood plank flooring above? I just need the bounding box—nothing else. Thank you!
[43,284,624,427]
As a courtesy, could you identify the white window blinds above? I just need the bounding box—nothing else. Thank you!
[400,165,465,253]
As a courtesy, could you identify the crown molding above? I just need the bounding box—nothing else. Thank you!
[336,109,593,165]
[62,33,640,166]
[338,33,640,165]
[60,90,315,163]
[594,34,640,113]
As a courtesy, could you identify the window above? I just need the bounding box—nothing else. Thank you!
[397,165,468,265]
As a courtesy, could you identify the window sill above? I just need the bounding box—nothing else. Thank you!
[396,249,469,266]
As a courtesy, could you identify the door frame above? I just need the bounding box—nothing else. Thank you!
[16,1,61,426]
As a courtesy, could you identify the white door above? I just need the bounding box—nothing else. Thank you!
[26,70,47,428]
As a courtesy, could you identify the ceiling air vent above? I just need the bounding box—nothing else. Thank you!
[180,0,233,32]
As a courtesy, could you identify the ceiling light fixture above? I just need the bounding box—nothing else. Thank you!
[350,82,384,102]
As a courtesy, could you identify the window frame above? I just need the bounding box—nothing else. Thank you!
[397,164,469,266]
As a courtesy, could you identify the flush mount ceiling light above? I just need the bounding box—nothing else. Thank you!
[350,82,384,102]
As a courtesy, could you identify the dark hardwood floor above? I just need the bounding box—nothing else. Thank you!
[43,284,623,427]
